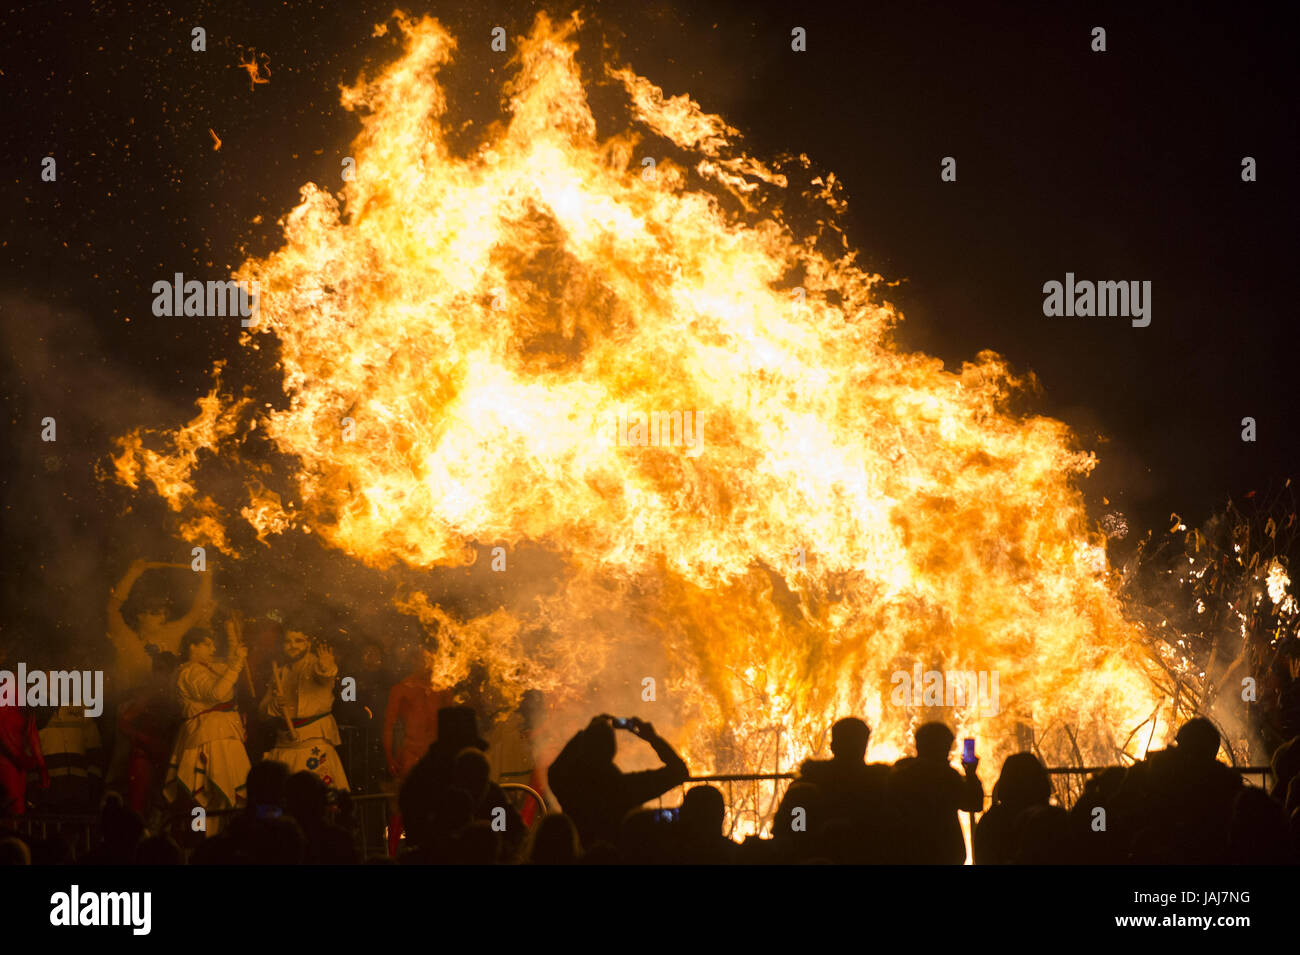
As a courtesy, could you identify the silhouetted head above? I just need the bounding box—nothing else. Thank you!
[681,785,726,839]
[585,718,617,765]
[1269,736,1300,801]
[830,717,870,762]
[0,837,31,866]
[437,706,488,752]
[526,813,580,865]
[996,752,1051,809]
[914,722,956,761]
[1175,717,1221,764]
[247,760,290,808]
[285,770,329,826]
[451,747,492,803]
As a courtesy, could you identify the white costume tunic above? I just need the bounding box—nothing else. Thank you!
[261,652,349,791]
[164,661,250,813]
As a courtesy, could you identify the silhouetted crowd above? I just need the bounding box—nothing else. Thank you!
[3,705,1298,865]
[7,561,1297,864]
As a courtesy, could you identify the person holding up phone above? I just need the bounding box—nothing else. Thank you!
[887,722,985,864]
[547,714,690,851]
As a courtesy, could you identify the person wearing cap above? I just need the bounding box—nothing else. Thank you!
[382,641,454,854]
[397,705,492,850]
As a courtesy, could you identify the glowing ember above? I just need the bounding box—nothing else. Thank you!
[110,11,1170,830]
[1266,558,1290,606]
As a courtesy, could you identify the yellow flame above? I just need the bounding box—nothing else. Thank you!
[1266,558,1290,606]
[112,12,1170,828]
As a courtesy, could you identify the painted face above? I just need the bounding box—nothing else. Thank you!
[138,609,167,634]
[190,637,216,664]
[284,631,310,661]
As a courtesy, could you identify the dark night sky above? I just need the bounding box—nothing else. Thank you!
[2,0,1297,645]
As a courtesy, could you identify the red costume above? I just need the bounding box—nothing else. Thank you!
[0,707,49,816]
[384,676,452,780]
[118,689,175,816]
[383,675,453,854]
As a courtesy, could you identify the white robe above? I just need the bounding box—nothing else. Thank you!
[261,652,349,791]
[164,661,250,813]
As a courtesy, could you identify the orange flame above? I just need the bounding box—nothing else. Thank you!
[238,50,270,91]
[112,12,1170,829]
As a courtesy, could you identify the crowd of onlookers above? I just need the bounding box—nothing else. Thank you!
[6,563,1297,864]
[3,701,1298,864]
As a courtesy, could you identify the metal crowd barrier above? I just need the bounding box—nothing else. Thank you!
[6,813,99,857]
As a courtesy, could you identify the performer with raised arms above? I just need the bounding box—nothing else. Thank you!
[164,621,251,835]
[260,621,349,792]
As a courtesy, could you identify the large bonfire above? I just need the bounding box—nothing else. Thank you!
[111,12,1174,829]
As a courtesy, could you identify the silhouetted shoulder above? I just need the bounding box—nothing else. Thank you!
[797,758,834,782]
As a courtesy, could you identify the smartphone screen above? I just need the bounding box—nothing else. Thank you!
[961,738,976,763]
